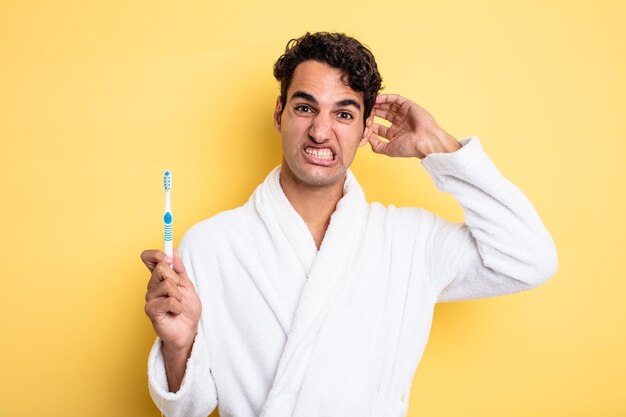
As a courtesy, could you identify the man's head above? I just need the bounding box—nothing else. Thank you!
[272,32,383,191]
[273,32,382,125]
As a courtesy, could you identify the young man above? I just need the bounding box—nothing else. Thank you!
[141,32,557,417]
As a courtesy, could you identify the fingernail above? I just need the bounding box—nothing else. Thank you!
[164,256,173,264]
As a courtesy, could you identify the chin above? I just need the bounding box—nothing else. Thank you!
[303,170,345,188]
[292,167,340,187]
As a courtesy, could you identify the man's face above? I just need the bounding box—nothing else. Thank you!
[274,60,373,190]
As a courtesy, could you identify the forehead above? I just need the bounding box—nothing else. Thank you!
[287,60,364,106]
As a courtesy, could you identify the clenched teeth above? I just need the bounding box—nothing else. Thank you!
[305,147,333,159]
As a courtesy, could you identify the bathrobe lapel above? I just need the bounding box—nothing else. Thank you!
[250,166,315,336]
[264,166,318,275]
[258,166,369,416]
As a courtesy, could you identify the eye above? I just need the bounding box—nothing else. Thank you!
[337,112,353,120]
[295,105,313,113]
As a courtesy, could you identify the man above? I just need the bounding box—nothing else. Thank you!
[141,32,557,417]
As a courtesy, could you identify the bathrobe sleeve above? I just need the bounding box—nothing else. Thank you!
[420,136,558,302]
[147,239,218,417]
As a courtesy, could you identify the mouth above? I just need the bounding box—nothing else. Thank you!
[304,146,333,159]
[302,146,337,166]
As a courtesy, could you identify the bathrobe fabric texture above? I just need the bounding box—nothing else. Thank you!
[147,136,558,417]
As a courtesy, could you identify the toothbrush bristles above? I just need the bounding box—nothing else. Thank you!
[164,170,171,191]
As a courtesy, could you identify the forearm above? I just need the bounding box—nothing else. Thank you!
[162,341,193,392]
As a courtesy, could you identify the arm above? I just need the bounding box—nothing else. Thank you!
[142,243,218,417]
[369,94,557,301]
[147,329,217,417]
[421,136,558,301]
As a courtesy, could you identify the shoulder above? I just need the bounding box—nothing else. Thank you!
[363,202,443,243]
[368,201,436,225]
[180,205,249,250]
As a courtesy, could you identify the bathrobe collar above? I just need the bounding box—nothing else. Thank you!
[253,165,370,415]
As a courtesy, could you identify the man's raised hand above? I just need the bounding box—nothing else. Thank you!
[141,249,202,353]
[368,94,461,159]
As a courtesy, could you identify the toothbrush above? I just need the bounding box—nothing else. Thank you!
[163,170,173,260]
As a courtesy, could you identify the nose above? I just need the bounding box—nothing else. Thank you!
[308,112,332,143]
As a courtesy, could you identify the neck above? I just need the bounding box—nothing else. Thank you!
[279,165,345,249]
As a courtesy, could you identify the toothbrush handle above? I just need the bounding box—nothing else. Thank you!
[164,211,173,258]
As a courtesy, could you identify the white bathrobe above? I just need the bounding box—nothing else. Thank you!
[147,137,558,417]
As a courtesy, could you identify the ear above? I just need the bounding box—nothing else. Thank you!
[359,112,375,147]
[273,96,283,133]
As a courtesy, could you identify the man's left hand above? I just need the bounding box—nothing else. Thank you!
[368,94,461,159]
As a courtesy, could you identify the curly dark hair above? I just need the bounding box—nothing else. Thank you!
[273,32,383,126]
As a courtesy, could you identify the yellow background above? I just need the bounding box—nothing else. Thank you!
[1,1,624,416]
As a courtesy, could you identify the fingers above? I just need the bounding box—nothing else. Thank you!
[145,296,183,318]
[144,248,194,291]
[171,249,186,276]
[147,260,181,290]
[368,133,389,155]
[375,93,408,106]
[373,100,409,125]
[172,249,194,288]
[143,248,196,325]
[372,123,390,140]
[373,106,398,123]
[374,101,402,114]
[141,249,172,272]
[144,249,185,321]
[369,122,396,155]
[145,277,183,303]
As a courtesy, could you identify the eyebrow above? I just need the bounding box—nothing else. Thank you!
[336,99,361,111]
[291,90,317,103]
[291,90,361,111]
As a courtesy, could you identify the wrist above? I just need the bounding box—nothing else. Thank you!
[162,336,195,358]
[417,128,461,158]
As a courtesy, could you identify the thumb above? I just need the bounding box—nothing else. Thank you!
[172,249,192,286]
[368,133,388,155]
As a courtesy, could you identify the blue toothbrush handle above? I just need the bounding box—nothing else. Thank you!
[164,211,173,258]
